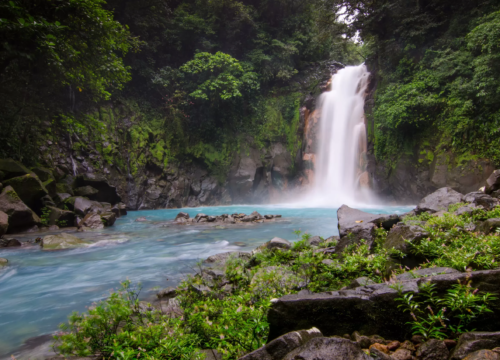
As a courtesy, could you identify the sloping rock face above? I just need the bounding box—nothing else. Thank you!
[0,186,40,232]
[0,159,31,180]
[416,187,464,213]
[283,337,373,360]
[3,174,49,213]
[267,269,500,342]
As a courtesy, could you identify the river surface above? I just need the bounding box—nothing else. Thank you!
[0,204,412,355]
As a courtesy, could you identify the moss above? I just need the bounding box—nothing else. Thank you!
[6,190,20,201]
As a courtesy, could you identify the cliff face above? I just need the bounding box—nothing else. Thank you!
[364,63,495,204]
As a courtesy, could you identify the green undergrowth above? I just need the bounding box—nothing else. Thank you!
[55,206,500,359]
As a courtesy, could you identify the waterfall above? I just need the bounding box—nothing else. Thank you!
[311,64,372,206]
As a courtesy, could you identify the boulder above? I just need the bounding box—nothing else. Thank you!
[0,238,21,247]
[0,159,30,180]
[195,213,208,222]
[47,206,75,227]
[75,173,121,204]
[336,205,399,254]
[0,210,8,236]
[157,287,178,300]
[268,237,292,250]
[383,225,429,254]
[416,187,464,214]
[463,350,499,360]
[111,203,127,217]
[175,212,189,223]
[238,327,323,360]
[450,332,500,360]
[31,167,54,182]
[80,213,104,229]
[282,337,372,360]
[477,219,500,235]
[55,182,74,196]
[308,236,323,246]
[241,215,258,222]
[485,170,500,195]
[41,233,90,250]
[347,277,376,289]
[65,197,108,217]
[0,258,7,267]
[3,174,49,213]
[464,192,499,211]
[492,190,500,199]
[391,348,412,360]
[74,186,99,197]
[455,204,481,216]
[370,347,392,360]
[204,251,251,265]
[268,270,500,341]
[251,266,304,292]
[416,339,449,360]
[0,186,40,232]
[100,212,116,227]
[396,267,459,281]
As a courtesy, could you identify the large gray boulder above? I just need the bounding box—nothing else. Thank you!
[268,269,500,341]
[450,332,500,360]
[485,170,500,195]
[0,210,8,236]
[79,213,104,229]
[65,197,110,217]
[0,186,40,232]
[336,205,399,254]
[416,187,464,214]
[464,192,499,211]
[416,339,449,360]
[41,233,90,250]
[268,237,292,250]
[282,337,372,360]
[204,251,251,265]
[3,174,49,213]
[383,225,429,254]
[238,327,323,360]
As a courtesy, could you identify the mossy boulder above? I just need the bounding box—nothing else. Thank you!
[0,210,8,237]
[3,174,49,213]
[0,186,40,233]
[56,182,74,196]
[41,233,90,250]
[31,167,55,182]
[0,159,31,181]
[47,206,75,227]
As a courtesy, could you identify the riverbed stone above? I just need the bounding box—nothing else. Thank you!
[268,237,292,250]
[0,238,21,247]
[416,339,449,360]
[157,287,177,300]
[0,210,8,236]
[383,224,429,254]
[80,213,104,229]
[238,327,323,360]
[41,233,90,250]
[0,186,41,232]
[450,332,500,360]
[307,236,323,246]
[416,187,464,214]
[282,337,372,360]
[464,191,499,211]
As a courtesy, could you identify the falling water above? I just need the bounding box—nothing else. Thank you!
[311,64,373,206]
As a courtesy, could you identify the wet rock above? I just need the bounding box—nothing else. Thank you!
[195,213,208,222]
[157,287,177,300]
[80,213,104,229]
[135,217,148,222]
[238,327,323,360]
[369,347,392,360]
[204,251,251,265]
[282,337,373,360]
[100,212,116,227]
[485,170,500,195]
[74,186,99,197]
[416,187,464,214]
[47,206,75,227]
[383,225,429,254]
[477,219,500,235]
[348,277,376,289]
[0,238,21,247]
[0,186,41,232]
[308,236,323,246]
[416,339,449,360]
[207,216,216,222]
[0,258,7,267]
[336,205,399,254]
[268,237,292,250]
[3,174,49,213]
[65,197,94,216]
[352,332,376,348]
[264,214,275,219]
[464,192,499,211]
[463,350,499,360]
[41,233,89,250]
[174,212,189,223]
[111,203,127,217]
[0,159,31,180]
[396,267,459,281]
[241,214,257,222]
[0,210,8,236]
[450,332,500,360]
[401,340,416,351]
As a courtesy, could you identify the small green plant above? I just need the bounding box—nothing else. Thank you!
[395,277,497,340]
[57,220,68,228]
[40,207,51,226]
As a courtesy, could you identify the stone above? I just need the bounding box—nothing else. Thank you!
[336,205,399,254]
[41,233,90,250]
[100,212,116,227]
[369,348,392,360]
[485,170,500,194]
[401,340,416,351]
[111,203,127,217]
[3,174,49,213]
[264,215,274,219]
[352,332,376,348]
[251,211,263,219]
[74,186,99,197]
[455,204,481,216]
[31,167,54,182]
[241,215,257,222]
[65,197,94,216]
[0,210,8,236]
[0,238,21,247]
[308,236,323,246]
[282,337,373,360]
[416,187,464,214]
[75,173,121,204]
[396,267,459,281]
[204,251,251,265]
[268,270,500,341]
[174,212,189,223]
[80,213,104,229]
[0,159,31,180]
[47,206,75,227]
[156,287,177,300]
[347,277,376,289]
[450,332,500,360]
[444,339,458,349]
[383,225,429,254]
[238,327,323,360]
[55,182,74,195]
[198,350,222,360]
[464,192,499,211]
[135,217,148,222]
[0,258,7,267]
[195,213,208,222]
[391,348,413,360]
[416,339,449,360]
[0,186,41,232]
[370,343,389,353]
[207,216,216,222]
[386,341,400,351]
[157,298,184,318]
[477,219,500,235]
[463,350,499,360]
[268,237,292,250]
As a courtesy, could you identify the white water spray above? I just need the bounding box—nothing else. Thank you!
[310,64,373,207]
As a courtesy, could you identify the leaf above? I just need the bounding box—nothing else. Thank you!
[17,18,25,25]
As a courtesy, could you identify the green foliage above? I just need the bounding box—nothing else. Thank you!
[40,207,50,227]
[396,280,497,340]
